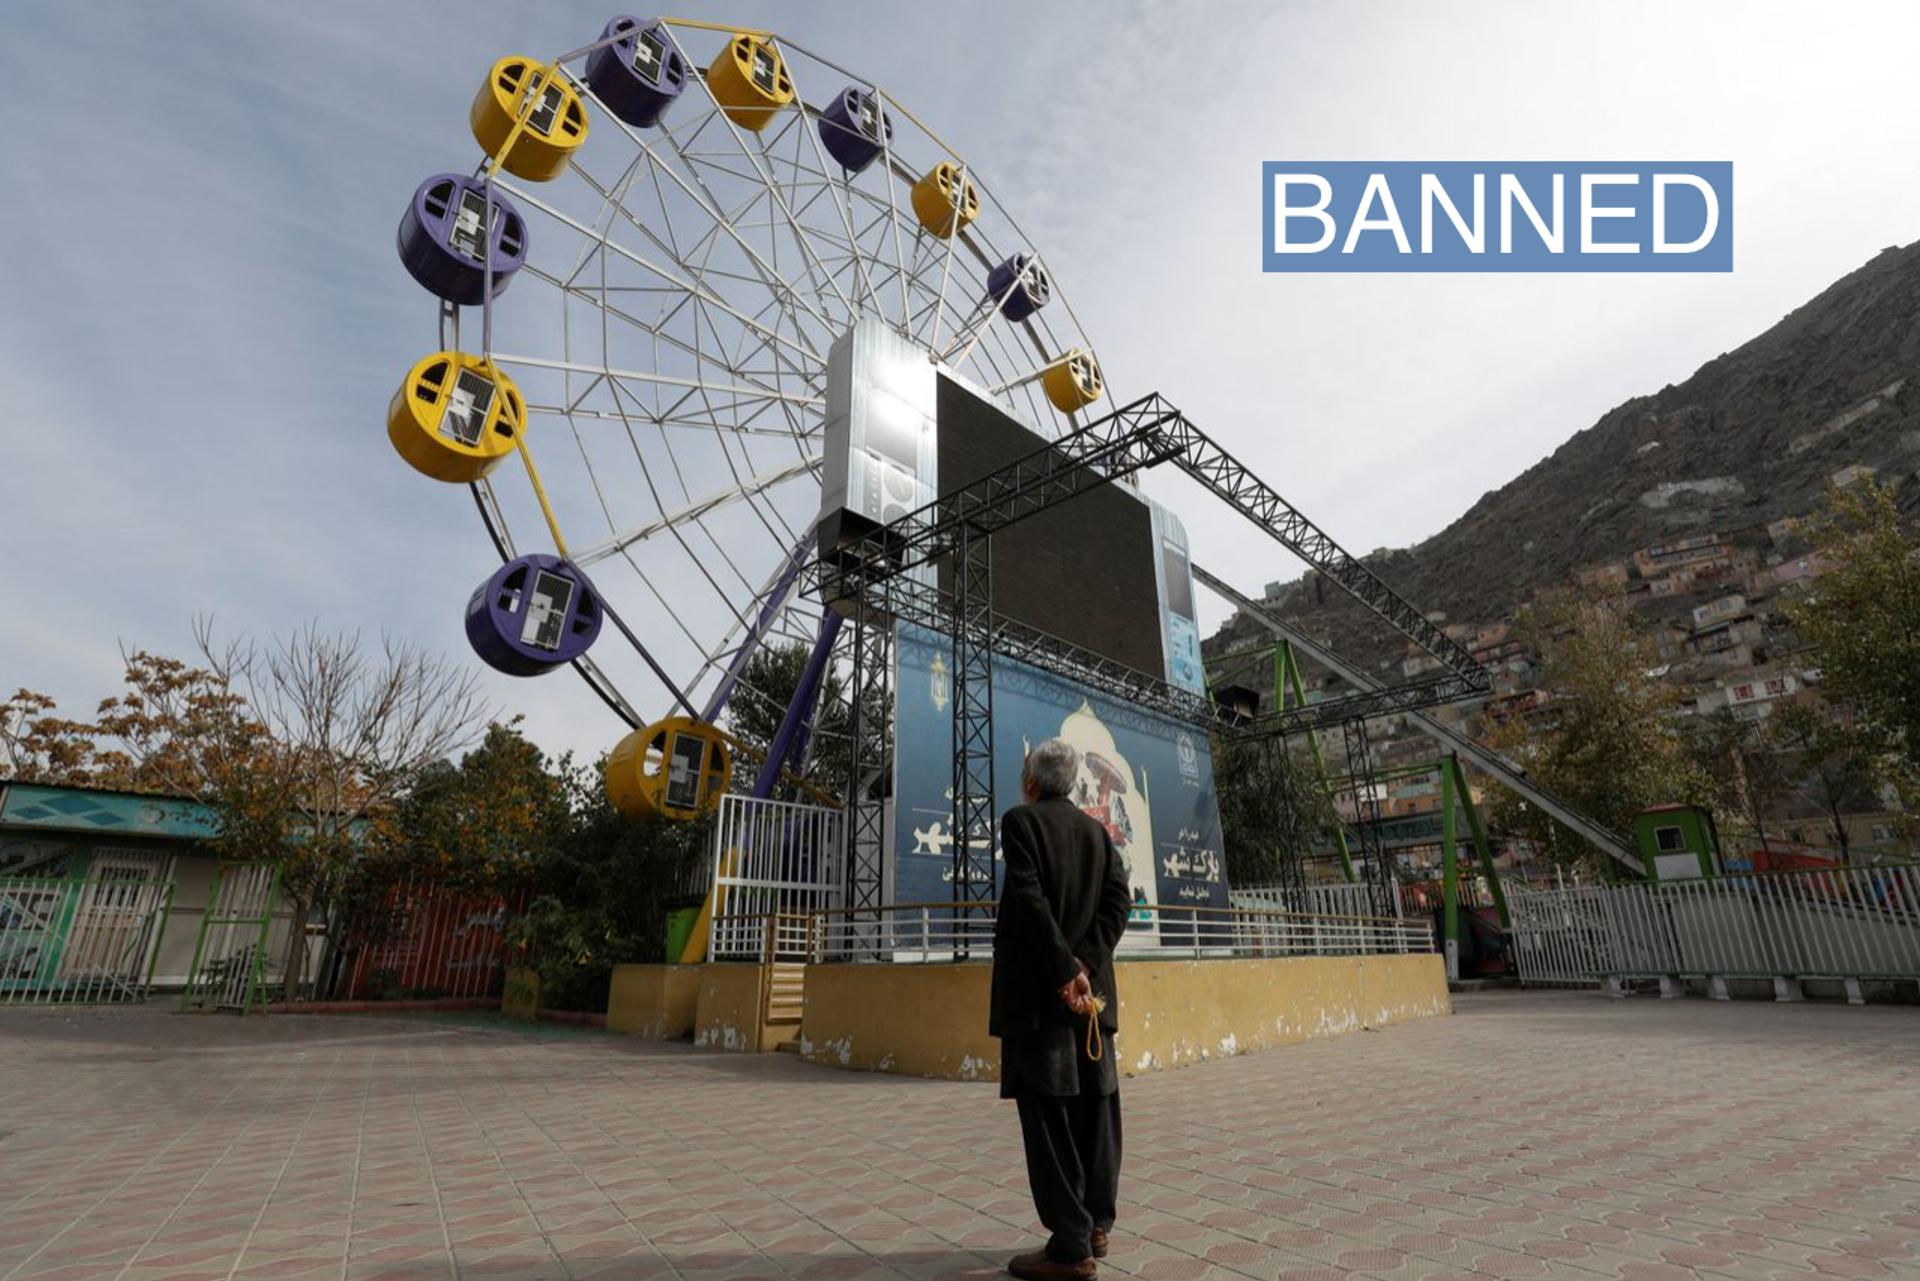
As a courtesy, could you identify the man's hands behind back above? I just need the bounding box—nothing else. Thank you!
[1058,960,1094,1016]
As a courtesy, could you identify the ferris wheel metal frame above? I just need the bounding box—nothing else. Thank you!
[392,12,1653,917]
[403,15,1123,809]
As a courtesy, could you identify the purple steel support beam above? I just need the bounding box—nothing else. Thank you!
[752,605,843,798]
[701,532,816,724]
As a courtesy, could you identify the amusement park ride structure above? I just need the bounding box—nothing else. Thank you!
[384,15,1646,951]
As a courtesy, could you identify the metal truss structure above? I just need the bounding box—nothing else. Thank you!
[815,391,1528,893]
[949,527,997,922]
[1337,716,1399,919]
[1195,568,1646,874]
[841,609,893,917]
[816,386,1648,877]
[819,391,1486,681]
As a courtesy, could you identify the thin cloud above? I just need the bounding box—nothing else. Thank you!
[5,0,1917,768]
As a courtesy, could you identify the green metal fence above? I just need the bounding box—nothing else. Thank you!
[180,862,283,1014]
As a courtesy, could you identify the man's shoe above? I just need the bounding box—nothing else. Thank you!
[1007,1248,1096,1279]
[1090,1229,1109,1258]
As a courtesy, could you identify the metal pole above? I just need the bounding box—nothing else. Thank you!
[1452,755,1510,930]
[1280,642,1357,884]
[1442,761,1460,982]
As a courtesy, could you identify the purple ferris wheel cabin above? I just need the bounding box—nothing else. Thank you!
[465,554,603,676]
[818,86,892,174]
[397,174,528,306]
[986,253,1051,322]
[584,17,687,129]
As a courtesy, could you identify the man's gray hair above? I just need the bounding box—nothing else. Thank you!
[1025,737,1080,799]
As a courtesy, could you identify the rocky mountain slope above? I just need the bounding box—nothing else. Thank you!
[1212,240,1920,668]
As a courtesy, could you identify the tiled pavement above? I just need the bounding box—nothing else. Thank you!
[1,991,1917,1280]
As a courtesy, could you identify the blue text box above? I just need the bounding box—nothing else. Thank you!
[1262,162,1732,272]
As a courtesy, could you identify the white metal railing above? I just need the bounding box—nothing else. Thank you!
[0,875,174,1005]
[1235,880,1402,920]
[799,900,1433,965]
[708,794,844,961]
[1509,863,1920,987]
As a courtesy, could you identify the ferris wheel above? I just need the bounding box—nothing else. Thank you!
[387,16,1110,819]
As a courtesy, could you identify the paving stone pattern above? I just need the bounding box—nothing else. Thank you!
[1,991,1916,1280]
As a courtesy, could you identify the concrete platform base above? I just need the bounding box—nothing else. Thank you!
[795,952,1449,1081]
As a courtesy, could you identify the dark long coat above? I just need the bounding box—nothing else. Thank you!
[989,795,1134,1097]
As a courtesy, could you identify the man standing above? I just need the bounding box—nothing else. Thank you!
[990,738,1134,1280]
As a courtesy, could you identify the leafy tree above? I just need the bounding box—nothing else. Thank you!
[303,720,572,999]
[384,719,572,890]
[1685,708,1787,855]
[723,638,862,799]
[1486,587,1712,872]
[507,764,713,1010]
[1767,700,1890,857]
[1211,735,1339,890]
[1,688,131,786]
[1785,479,1920,771]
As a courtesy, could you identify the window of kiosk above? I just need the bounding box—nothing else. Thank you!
[665,733,707,810]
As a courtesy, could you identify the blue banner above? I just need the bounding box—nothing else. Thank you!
[892,623,1228,946]
[1263,162,1732,272]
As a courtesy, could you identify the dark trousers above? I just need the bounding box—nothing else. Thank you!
[1014,1086,1122,1262]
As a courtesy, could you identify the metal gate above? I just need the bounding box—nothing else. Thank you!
[180,862,283,1013]
[708,795,845,961]
[1507,883,1611,985]
[0,873,174,1004]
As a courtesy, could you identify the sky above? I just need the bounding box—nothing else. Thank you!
[4,0,1918,768]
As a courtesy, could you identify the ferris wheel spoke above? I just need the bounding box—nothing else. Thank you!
[643,118,847,346]
[734,111,850,322]
[496,175,826,371]
[650,33,857,329]
[525,403,805,439]
[688,535,819,714]
[522,268,826,432]
[573,152,839,351]
[559,150,650,292]
[785,93,884,313]
[489,351,820,408]
[663,179,836,416]
[604,368,807,563]
[589,382,792,647]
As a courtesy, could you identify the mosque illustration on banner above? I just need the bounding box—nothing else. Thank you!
[1052,701,1160,933]
[908,693,1161,933]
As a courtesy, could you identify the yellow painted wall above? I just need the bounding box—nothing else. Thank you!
[797,954,1448,1081]
[692,962,781,1053]
[798,962,1000,1080]
[606,963,702,1039]
[1118,954,1447,1074]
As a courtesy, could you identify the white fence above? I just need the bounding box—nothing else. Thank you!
[1235,880,1401,920]
[1509,864,1920,989]
[708,795,845,961]
[0,875,174,1005]
[803,900,1433,965]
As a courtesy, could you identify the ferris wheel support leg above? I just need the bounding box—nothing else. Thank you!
[701,532,816,723]
[752,607,843,798]
[780,606,844,788]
